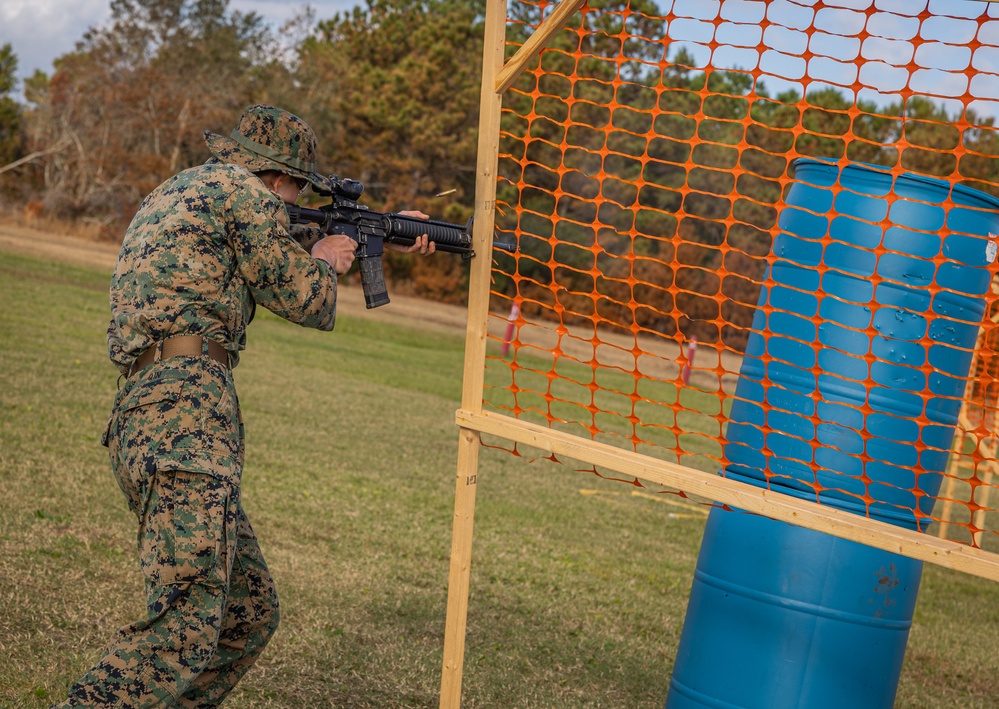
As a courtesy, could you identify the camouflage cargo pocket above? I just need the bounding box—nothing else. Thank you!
[116,368,193,452]
[158,362,243,482]
[109,369,192,515]
[200,366,241,459]
[139,470,233,588]
[115,363,241,482]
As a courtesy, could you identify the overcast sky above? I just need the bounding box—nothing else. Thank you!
[0,0,364,91]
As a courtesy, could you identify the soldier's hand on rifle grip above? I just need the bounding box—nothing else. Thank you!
[312,234,358,275]
[386,211,436,255]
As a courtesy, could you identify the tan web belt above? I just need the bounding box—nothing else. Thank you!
[128,335,230,377]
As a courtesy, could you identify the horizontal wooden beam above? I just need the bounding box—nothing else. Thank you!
[456,408,999,583]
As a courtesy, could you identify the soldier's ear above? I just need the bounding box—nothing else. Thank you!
[253,170,281,191]
[273,174,293,193]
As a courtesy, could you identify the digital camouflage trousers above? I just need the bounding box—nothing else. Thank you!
[53,358,279,708]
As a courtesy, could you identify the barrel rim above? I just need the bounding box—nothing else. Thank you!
[791,157,999,212]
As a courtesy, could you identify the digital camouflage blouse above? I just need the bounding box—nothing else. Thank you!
[107,160,337,374]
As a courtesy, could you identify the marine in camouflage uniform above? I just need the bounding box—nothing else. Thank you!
[53,105,358,708]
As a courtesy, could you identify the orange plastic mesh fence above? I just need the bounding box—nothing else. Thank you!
[482,0,999,552]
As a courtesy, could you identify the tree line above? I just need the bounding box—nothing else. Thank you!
[0,0,485,301]
[0,0,997,346]
[495,0,999,350]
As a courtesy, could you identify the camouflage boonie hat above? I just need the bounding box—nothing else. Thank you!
[204,104,328,192]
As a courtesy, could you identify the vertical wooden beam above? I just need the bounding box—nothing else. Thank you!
[973,467,993,548]
[439,427,483,709]
[438,0,508,706]
[937,431,964,541]
[440,2,592,706]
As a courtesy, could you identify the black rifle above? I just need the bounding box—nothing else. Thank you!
[287,175,506,309]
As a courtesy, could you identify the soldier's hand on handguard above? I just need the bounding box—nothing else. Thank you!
[312,235,358,276]
[387,211,436,255]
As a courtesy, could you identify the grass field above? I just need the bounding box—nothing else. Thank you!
[2,249,999,708]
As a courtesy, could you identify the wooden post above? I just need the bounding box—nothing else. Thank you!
[439,427,482,709]
[937,429,966,541]
[937,297,999,544]
[438,0,507,705]
[439,2,590,706]
[973,466,995,548]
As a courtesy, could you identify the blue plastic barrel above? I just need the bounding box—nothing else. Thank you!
[667,511,922,709]
[725,160,999,529]
[666,160,999,709]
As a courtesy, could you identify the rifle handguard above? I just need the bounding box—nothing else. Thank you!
[383,214,474,257]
